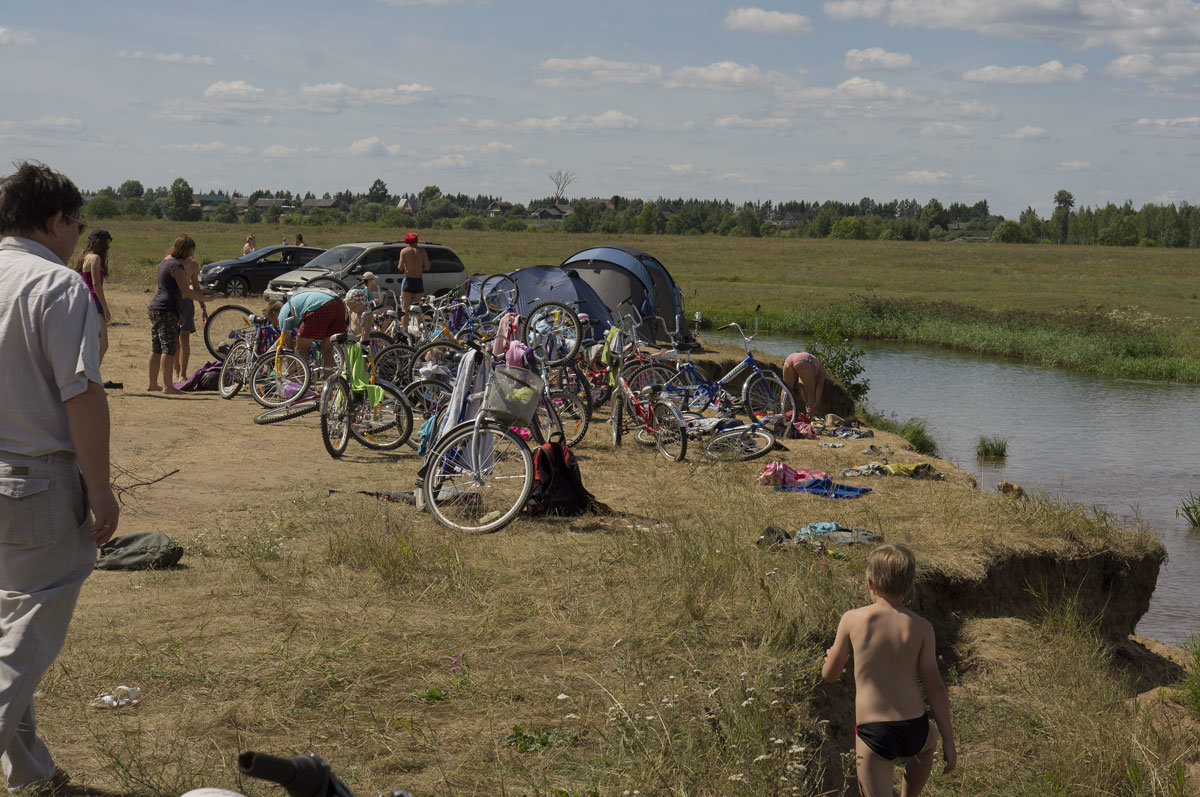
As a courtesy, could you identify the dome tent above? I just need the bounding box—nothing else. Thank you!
[560,245,694,346]
[467,265,615,331]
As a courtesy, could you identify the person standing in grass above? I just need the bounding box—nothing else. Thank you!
[822,543,956,796]
[74,228,113,365]
[0,161,119,792]
[147,234,206,393]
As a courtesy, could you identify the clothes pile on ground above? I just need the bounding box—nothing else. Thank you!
[757,521,882,557]
[841,462,943,480]
[758,461,871,499]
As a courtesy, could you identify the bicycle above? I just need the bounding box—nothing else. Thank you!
[319,333,415,458]
[218,313,280,399]
[607,315,687,461]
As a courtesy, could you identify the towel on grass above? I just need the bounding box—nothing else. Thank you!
[774,478,872,500]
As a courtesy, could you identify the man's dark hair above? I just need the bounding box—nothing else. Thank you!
[0,161,83,236]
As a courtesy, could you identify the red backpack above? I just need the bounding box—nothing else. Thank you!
[525,439,596,516]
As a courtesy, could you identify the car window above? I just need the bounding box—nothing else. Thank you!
[295,249,321,266]
[258,253,285,266]
[426,247,465,274]
[350,247,400,275]
[306,245,364,270]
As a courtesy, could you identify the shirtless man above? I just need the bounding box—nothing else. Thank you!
[398,232,429,335]
[822,544,956,797]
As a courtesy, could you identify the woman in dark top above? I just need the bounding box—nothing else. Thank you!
[147,234,206,394]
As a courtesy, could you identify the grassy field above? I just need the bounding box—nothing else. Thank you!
[94,220,1200,383]
[36,285,1198,795]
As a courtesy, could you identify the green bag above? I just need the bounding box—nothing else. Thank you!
[96,532,184,571]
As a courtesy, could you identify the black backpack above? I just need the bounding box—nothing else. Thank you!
[525,439,595,516]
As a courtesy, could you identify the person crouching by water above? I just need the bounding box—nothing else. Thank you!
[277,288,346,372]
[147,235,207,394]
[782,351,826,419]
[822,544,956,796]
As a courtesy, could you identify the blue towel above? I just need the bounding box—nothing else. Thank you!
[773,478,872,500]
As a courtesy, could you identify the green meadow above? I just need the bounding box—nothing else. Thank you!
[97,220,1200,382]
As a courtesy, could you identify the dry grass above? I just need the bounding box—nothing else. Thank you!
[32,284,1191,795]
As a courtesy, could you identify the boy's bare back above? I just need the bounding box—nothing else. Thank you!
[834,602,934,723]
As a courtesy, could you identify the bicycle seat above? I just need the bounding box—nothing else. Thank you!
[638,385,659,398]
[329,332,357,345]
[385,309,401,319]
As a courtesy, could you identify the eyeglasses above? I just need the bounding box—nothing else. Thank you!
[64,213,87,235]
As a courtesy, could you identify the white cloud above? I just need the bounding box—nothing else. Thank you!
[1104,53,1200,82]
[822,1,1200,53]
[1004,125,1048,140]
[920,121,972,138]
[665,61,792,90]
[963,60,1087,84]
[0,116,84,134]
[712,114,792,130]
[536,57,662,87]
[668,163,701,175]
[722,7,813,35]
[1152,189,1189,204]
[0,27,36,46]
[173,141,252,155]
[261,145,299,158]
[1134,116,1200,134]
[349,137,388,157]
[517,157,548,167]
[1059,160,1092,171]
[204,80,266,100]
[844,47,915,70]
[300,82,435,108]
[429,153,470,168]
[835,75,911,100]
[447,141,514,155]
[116,50,215,65]
[896,170,951,185]
[939,99,1001,120]
[468,110,639,133]
[814,159,848,174]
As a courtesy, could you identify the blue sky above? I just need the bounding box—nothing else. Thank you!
[3,1,1200,217]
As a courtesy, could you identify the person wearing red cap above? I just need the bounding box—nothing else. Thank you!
[398,231,429,335]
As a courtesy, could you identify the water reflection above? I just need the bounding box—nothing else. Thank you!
[713,332,1200,645]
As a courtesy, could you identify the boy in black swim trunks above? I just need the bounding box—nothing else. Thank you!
[398,231,429,336]
[822,543,956,796]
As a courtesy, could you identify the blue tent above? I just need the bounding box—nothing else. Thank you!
[467,265,615,331]
[560,246,693,344]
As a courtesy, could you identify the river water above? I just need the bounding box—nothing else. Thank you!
[712,332,1200,646]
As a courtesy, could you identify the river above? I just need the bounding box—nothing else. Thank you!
[712,332,1200,646]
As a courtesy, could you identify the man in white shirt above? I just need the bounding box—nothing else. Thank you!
[0,162,119,791]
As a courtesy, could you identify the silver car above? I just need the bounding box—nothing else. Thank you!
[263,240,467,301]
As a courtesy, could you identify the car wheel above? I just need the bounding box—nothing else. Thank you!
[227,276,251,297]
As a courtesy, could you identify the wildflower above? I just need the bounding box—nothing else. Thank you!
[774,738,785,745]
[565,713,580,719]
[741,697,754,707]
[638,681,646,687]
[557,693,569,701]
[753,754,770,763]
[644,715,656,720]
[728,773,746,783]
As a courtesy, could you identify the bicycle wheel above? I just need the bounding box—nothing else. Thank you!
[373,343,416,386]
[320,377,351,458]
[480,274,518,315]
[624,364,675,397]
[548,390,589,447]
[253,397,319,425]
[546,361,594,419]
[611,394,624,446]
[422,420,534,534]
[653,401,687,461]
[528,391,565,446]
[703,426,777,461]
[350,380,413,450]
[218,340,251,399]
[204,304,254,361]
[248,351,312,409]
[402,377,452,451]
[742,371,798,429]
[520,301,581,366]
[410,341,466,383]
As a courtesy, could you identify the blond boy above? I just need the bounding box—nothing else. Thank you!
[822,544,957,797]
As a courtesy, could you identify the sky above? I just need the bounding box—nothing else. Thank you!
[3,1,1200,218]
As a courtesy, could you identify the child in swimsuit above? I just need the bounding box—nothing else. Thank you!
[822,544,956,796]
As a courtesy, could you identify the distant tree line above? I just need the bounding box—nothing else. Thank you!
[80,178,1200,247]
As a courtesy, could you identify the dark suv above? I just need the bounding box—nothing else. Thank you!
[263,241,467,301]
[199,245,325,296]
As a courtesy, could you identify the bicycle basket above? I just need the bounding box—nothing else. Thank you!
[484,366,545,425]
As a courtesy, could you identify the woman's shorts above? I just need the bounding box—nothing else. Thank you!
[401,277,424,294]
[297,298,347,340]
[149,310,180,356]
[180,299,196,333]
